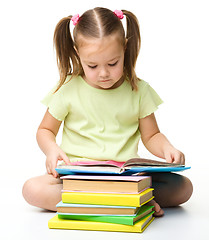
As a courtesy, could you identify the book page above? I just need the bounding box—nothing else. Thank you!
[123,158,184,168]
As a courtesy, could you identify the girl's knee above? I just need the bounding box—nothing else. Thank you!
[22,177,44,206]
[152,173,193,207]
[22,174,62,209]
[22,178,35,205]
[170,175,193,206]
[179,176,193,204]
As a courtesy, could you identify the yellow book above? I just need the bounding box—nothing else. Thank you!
[62,188,154,207]
[48,214,154,233]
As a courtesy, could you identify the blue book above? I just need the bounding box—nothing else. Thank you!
[55,157,190,175]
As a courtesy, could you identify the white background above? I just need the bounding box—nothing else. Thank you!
[0,0,209,239]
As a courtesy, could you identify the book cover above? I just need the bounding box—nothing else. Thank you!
[57,205,154,225]
[62,188,154,207]
[48,213,155,233]
[61,175,151,194]
[56,201,139,215]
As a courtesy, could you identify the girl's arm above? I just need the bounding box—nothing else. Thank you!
[36,110,70,178]
[139,113,185,164]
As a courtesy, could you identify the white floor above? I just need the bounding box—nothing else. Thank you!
[1,167,208,240]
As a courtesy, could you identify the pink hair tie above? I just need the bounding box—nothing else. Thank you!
[71,14,80,25]
[114,10,124,19]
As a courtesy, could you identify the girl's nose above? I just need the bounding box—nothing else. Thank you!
[99,67,109,79]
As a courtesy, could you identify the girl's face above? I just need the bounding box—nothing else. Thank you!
[77,34,125,90]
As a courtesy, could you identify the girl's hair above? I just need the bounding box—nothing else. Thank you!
[54,7,140,91]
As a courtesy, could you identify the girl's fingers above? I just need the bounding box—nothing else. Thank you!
[46,165,52,175]
[46,158,57,177]
[173,151,185,165]
[45,150,70,178]
[60,152,70,165]
[165,152,173,163]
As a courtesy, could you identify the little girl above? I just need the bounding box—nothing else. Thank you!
[22,7,193,217]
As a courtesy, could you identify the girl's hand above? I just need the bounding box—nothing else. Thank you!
[164,146,185,165]
[37,110,70,178]
[45,144,70,178]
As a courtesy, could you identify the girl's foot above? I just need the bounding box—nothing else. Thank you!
[148,199,164,217]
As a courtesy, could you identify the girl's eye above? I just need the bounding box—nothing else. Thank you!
[108,61,118,67]
[88,65,97,69]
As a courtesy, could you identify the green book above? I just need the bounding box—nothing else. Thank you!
[58,205,154,225]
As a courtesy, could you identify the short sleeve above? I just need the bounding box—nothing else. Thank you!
[41,85,69,121]
[138,82,163,119]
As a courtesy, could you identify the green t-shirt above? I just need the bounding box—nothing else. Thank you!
[42,76,163,162]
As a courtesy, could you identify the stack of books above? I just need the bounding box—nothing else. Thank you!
[48,175,155,233]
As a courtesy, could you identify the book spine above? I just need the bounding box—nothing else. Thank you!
[57,214,133,225]
[62,192,139,206]
[62,189,153,207]
[61,186,149,194]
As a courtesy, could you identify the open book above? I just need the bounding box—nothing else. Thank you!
[55,158,191,175]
